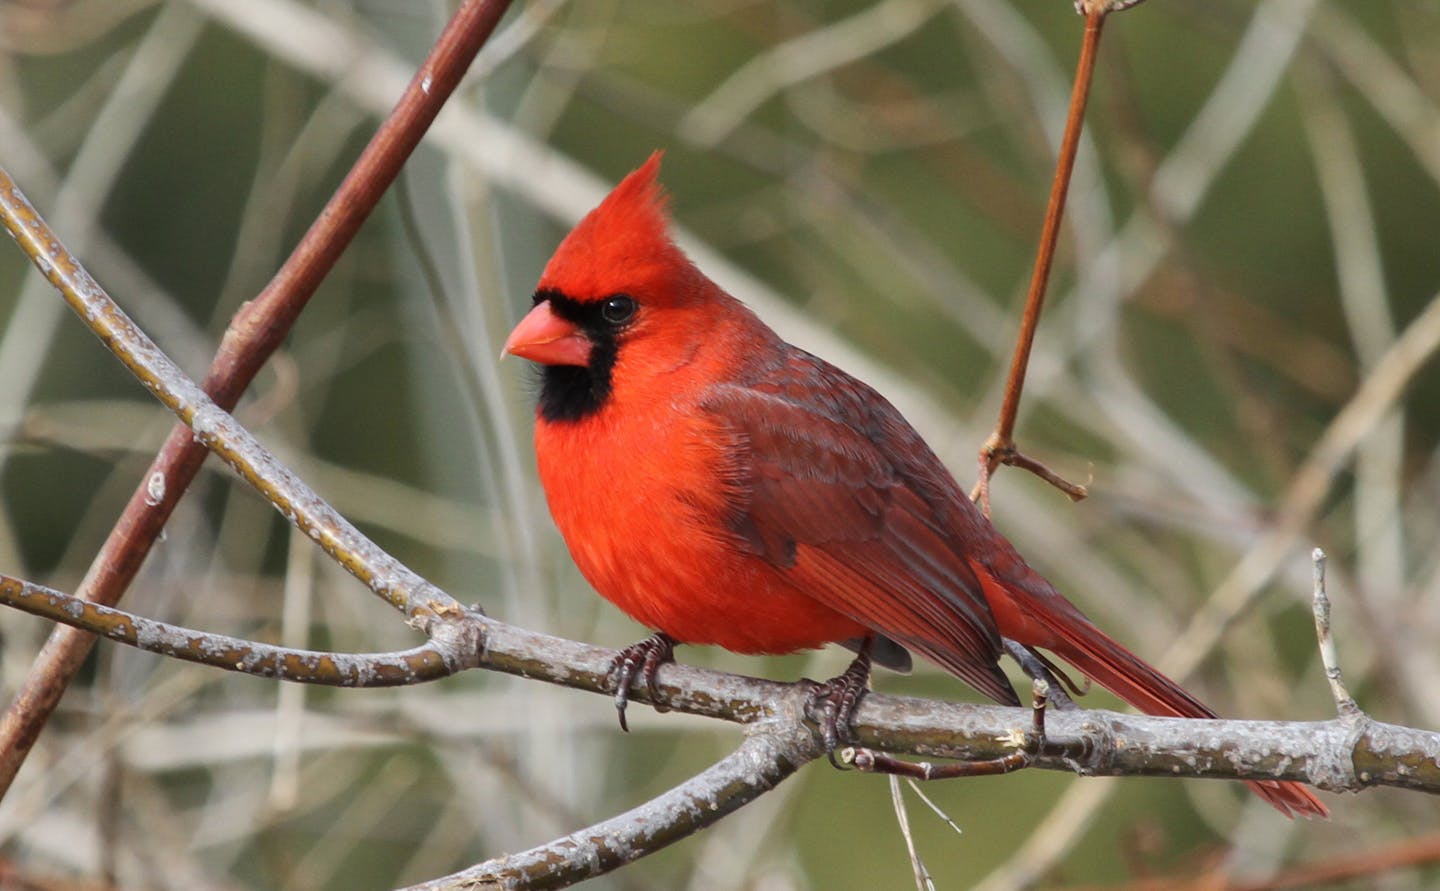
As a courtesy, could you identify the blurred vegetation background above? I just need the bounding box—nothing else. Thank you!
[1,0,1439,888]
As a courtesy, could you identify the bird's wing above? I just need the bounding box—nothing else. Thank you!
[702,351,1018,706]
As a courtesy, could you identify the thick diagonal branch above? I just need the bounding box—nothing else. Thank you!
[405,722,820,891]
[0,0,514,796]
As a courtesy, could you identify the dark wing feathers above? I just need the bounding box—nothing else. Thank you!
[705,349,1019,706]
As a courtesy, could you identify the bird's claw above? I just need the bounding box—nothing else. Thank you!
[804,647,873,762]
[607,632,676,732]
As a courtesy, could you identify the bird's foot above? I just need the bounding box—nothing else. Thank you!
[805,646,873,762]
[608,632,677,732]
[1003,638,1084,710]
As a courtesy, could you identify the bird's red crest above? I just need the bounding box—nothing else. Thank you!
[538,152,698,303]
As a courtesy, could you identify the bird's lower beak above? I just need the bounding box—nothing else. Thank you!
[502,300,591,366]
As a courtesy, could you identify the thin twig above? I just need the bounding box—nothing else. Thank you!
[1311,549,1361,719]
[890,775,935,891]
[1074,0,1149,14]
[906,780,964,836]
[973,11,1104,511]
[974,5,1330,886]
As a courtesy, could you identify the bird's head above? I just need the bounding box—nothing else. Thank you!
[503,152,727,422]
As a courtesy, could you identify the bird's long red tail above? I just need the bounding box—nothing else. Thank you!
[975,564,1328,819]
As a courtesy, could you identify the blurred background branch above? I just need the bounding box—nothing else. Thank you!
[0,0,512,802]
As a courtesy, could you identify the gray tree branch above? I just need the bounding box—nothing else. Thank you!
[404,722,818,891]
[5,567,1437,800]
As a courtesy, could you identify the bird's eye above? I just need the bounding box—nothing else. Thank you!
[600,295,637,325]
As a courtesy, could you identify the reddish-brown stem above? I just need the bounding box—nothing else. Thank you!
[1054,831,1440,891]
[845,746,1031,779]
[1009,450,1091,502]
[974,11,1106,512]
[0,0,513,798]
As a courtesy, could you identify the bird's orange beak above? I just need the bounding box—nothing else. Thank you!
[502,300,591,366]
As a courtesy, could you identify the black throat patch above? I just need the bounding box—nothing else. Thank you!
[533,289,622,423]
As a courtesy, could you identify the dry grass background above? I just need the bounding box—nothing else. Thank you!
[1,1,1439,888]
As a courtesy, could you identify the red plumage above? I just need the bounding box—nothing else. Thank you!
[504,154,1326,819]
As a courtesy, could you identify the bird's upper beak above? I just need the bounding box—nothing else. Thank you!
[502,299,591,366]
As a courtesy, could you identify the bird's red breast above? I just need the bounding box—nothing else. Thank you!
[529,295,876,655]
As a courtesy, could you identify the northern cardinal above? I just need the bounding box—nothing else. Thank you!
[504,154,1326,819]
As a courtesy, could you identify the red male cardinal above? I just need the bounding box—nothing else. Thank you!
[504,153,1326,819]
